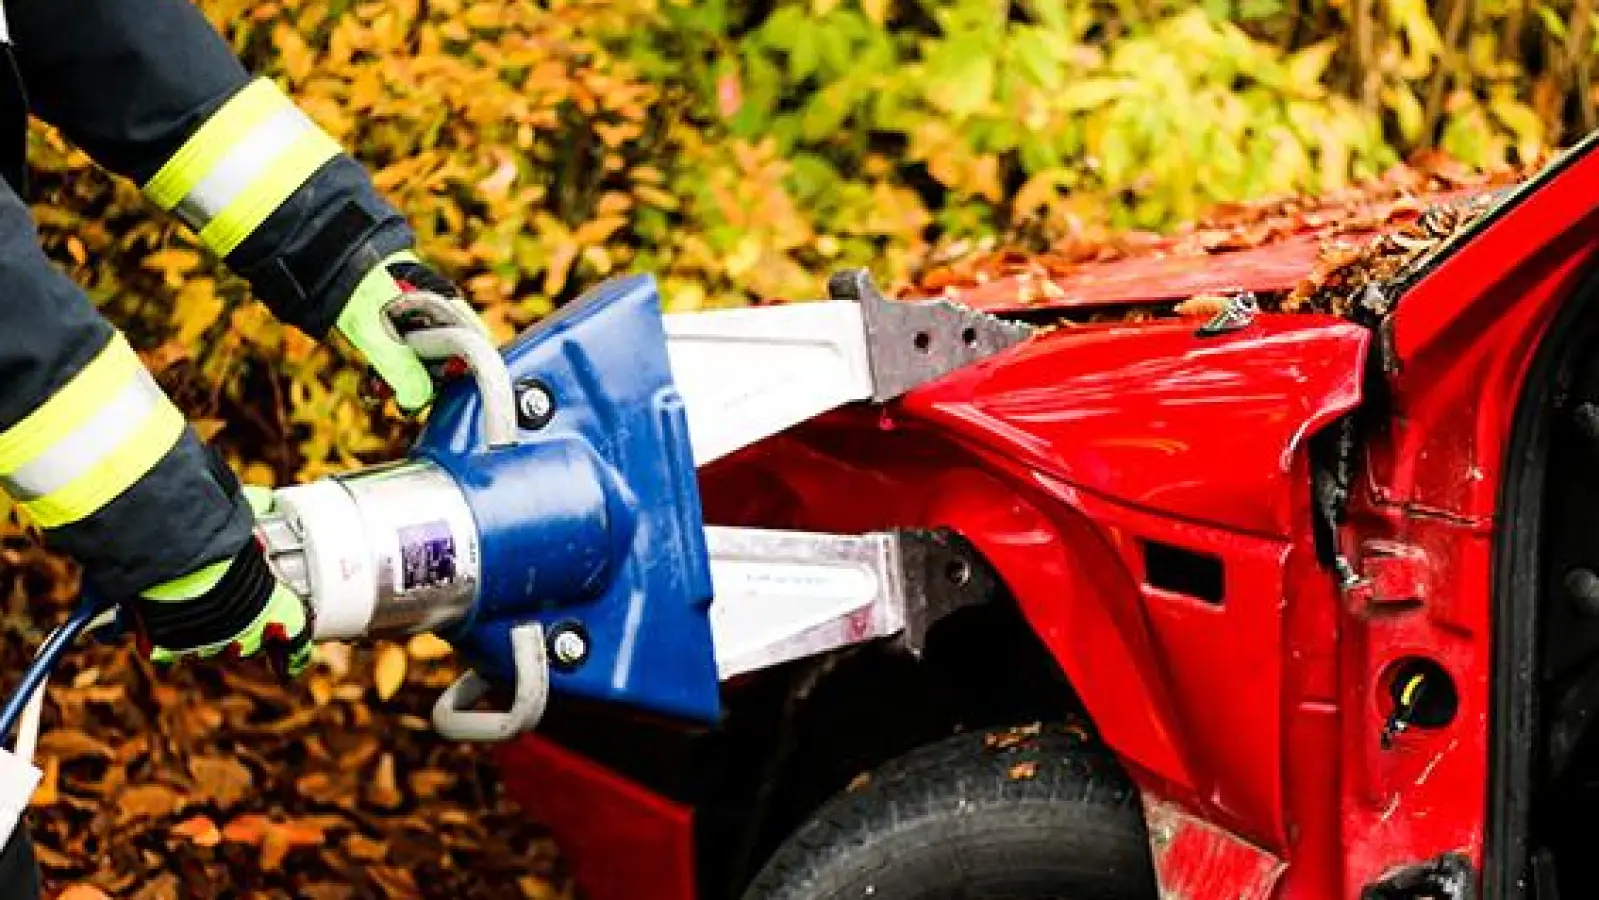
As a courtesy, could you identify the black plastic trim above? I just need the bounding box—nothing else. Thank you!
[1487,265,1599,899]
[1392,130,1599,296]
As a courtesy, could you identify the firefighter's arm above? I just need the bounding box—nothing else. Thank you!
[6,0,483,411]
[0,178,309,675]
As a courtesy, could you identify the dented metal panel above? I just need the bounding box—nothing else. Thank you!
[1142,797,1286,900]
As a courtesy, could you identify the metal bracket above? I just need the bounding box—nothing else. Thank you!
[828,268,1034,402]
[1195,291,1259,338]
[705,525,1001,679]
[431,622,550,742]
[896,529,1003,656]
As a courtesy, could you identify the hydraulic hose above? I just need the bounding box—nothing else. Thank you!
[0,593,117,748]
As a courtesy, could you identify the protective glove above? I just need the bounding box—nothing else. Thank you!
[126,487,312,679]
[334,250,488,413]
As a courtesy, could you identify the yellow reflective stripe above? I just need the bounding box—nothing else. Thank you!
[0,334,140,473]
[144,79,286,211]
[143,76,343,257]
[196,126,340,257]
[143,559,230,602]
[4,369,167,499]
[17,401,184,529]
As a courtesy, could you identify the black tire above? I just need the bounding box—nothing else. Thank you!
[0,826,41,900]
[743,722,1158,900]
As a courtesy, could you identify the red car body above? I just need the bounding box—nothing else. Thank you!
[496,138,1599,900]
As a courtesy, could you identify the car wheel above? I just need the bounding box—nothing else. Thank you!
[743,721,1158,900]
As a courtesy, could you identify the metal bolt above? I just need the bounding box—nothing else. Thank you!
[1569,568,1599,618]
[516,381,556,429]
[944,557,972,587]
[550,628,588,667]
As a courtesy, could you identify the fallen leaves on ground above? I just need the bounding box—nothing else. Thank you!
[0,563,569,900]
[907,151,1541,323]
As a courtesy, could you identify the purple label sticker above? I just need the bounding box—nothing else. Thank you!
[399,520,457,590]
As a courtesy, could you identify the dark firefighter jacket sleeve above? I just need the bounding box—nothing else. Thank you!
[0,0,419,597]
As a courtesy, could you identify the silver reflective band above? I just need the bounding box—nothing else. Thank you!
[0,368,166,500]
[171,104,318,232]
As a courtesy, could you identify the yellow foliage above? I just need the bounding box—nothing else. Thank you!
[7,0,1582,504]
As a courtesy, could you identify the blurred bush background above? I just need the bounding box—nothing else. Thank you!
[18,0,1590,485]
[18,0,1589,483]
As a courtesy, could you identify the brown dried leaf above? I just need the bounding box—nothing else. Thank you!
[1008,761,1039,780]
[36,729,114,761]
[344,832,388,862]
[309,675,335,707]
[114,784,187,825]
[170,815,222,848]
[189,756,252,809]
[375,644,408,701]
[30,755,59,807]
[222,813,272,845]
[985,722,1042,750]
[366,754,404,811]
[58,886,113,900]
[408,769,456,798]
[131,872,180,900]
[1174,294,1232,318]
[520,876,564,899]
[31,841,73,869]
[406,633,453,661]
[316,641,354,678]
[296,771,349,805]
[370,866,422,898]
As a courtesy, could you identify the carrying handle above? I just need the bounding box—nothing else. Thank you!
[389,290,519,449]
[431,623,550,742]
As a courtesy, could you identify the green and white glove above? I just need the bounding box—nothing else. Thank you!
[335,250,488,412]
[128,487,312,679]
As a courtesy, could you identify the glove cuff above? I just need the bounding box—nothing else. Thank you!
[130,539,276,653]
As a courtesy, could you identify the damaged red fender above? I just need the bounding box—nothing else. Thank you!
[703,313,1370,871]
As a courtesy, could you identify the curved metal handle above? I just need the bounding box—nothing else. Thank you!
[431,623,550,742]
[391,290,518,449]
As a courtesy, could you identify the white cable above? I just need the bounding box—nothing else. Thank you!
[11,622,65,766]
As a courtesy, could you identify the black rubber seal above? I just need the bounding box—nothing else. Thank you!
[1487,259,1599,897]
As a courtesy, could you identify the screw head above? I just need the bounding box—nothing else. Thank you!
[516,380,556,429]
[550,627,589,668]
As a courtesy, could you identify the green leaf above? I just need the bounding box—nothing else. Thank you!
[924,36,996,116]
[1237,0,1282,20]
[1442,105,1491,167]
[1011,27,1065,91]
[1536,4,1569,40]
[1489,95,1547,160]
[800,80,858,139]
[1384,84,1426,143]
[789,23,822,80]
[756,5,806,50]
[1023,0,1072,35]
[1284,41,1335,92]
[1057,77,1132,111]
[1099,121,1134,185]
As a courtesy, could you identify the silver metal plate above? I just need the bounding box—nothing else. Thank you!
[706,526,908,679]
